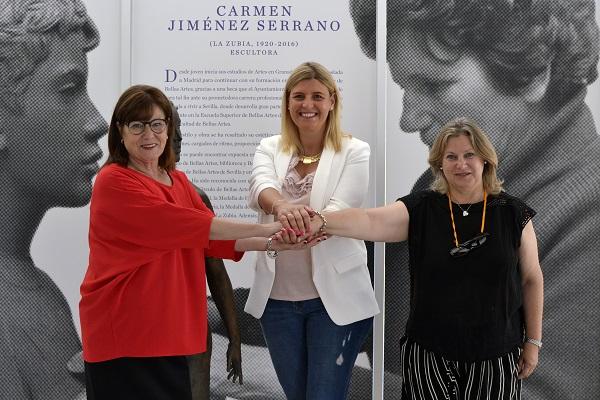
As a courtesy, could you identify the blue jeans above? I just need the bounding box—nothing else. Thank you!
[260,298,373,400]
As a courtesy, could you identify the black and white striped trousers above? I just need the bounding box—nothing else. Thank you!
[399,338,522,400]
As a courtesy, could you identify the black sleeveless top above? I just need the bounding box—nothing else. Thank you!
[399,190,535,362]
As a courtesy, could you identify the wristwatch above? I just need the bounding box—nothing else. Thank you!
[266,237,278,259]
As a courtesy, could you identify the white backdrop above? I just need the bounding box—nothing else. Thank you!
[129,0,378,289]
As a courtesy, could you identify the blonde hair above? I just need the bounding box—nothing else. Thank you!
[280,61,344,153]
[428,117,503,195]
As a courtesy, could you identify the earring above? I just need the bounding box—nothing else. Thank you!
[439,167,443,170]
[121,138,124,144]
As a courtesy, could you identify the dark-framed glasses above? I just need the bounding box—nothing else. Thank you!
[450,232,490,258]
[126,118,168,135]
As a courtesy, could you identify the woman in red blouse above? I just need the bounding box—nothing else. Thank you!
[80,85,314,399]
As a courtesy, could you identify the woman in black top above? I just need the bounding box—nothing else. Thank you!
[288,117,543,399]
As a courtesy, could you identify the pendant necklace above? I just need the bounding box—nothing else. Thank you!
[455,202,473,217]
[448,191,487,247]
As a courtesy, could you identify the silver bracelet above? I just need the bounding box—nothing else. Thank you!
[313,210,327,233]
[266,237,278,259]
[525,337,542,349]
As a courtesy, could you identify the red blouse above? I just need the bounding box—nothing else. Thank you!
[80,164,243,362]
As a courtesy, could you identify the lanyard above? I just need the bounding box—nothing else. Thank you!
[448,190,487,247]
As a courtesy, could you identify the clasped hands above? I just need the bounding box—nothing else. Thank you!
[272,202,327,246]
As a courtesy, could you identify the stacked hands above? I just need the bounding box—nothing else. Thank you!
[269,202,328,249]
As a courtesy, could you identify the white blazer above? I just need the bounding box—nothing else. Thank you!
[245,135,380,325]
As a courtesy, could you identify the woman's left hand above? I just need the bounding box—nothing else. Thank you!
[517,343,539,379]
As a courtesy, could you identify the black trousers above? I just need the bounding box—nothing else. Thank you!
[85,356,194,400]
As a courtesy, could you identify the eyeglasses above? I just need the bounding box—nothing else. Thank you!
[125,119,168,135]
[450,232,490,258]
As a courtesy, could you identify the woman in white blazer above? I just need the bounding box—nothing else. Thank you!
[246,62,379,400]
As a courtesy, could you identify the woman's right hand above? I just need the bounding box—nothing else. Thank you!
[274,202,312,242]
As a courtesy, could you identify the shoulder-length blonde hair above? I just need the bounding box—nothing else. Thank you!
[428,117,503,195]
[280,62,344,153]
